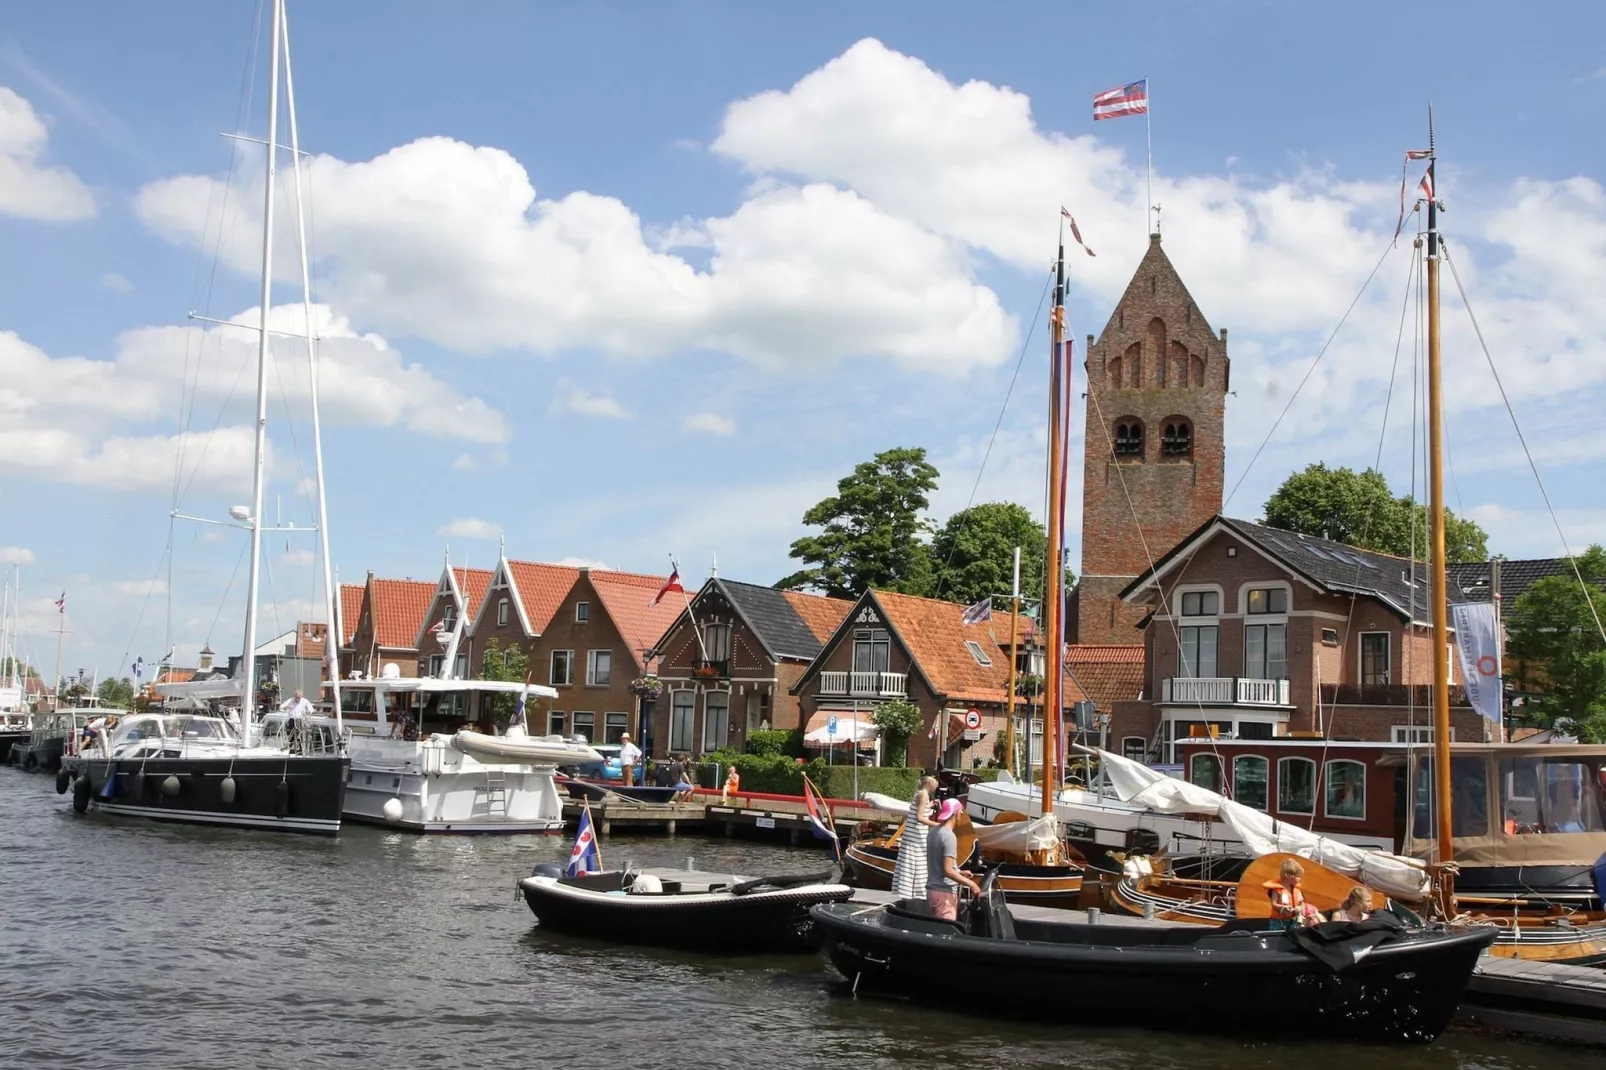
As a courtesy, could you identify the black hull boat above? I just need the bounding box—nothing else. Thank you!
[844,840,1085,908]
[558,779,681,804]
[520,866,853,953]
[812,880,1496,1043]
[10,735,65,772]
[62,754,349,836]
[0,729,29,765]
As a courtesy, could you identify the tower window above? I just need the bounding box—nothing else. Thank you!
[1114,419,1144,457]
[1161,418,1193,458]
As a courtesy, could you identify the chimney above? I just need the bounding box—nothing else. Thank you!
[199,645,214,673]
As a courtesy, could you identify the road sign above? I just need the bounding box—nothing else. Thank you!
[964,708,982,730]
[827,714,838,737]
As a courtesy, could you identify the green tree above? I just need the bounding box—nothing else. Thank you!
[1263,463,1487,563]
[1506,546,1606,743]
[478,638,531,730]
[777,446,940,598]
[928,502,1061,606]
[96,676,135,708]
[870,697,924,768]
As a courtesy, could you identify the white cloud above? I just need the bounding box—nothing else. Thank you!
[451,453,475,471]
[98,272,132,294]
[110,578,166,597]
[1466,503,1606,558]
[555,555,613,569]
[683,412,735,435]
[559,387,629,419]
[0,86,95,221]
[280,549,315,566]
[0,546,34,565]
[437,517,503,541]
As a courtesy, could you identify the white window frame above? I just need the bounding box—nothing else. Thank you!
[586,649,612,687]
[453,652,467,678]
[1277,756,1316,815]
[548,710,566,737]
[964,640,993,667]
[702,690,730,752]
[442,604,458,631]
[1324,758,1367,821]
[497,598,509,627]
[1241,584,1291,616]
[1172,584,1222,679]
[703,622,731,663]
[1121,736,1147,762]
[604,711,628,744]
[575,601,589,623]
[1359,631,1391,688]
[571,711,595,744]
[1391,725,1454,744]
[550,649,574,687]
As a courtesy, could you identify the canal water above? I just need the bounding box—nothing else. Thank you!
[0,769,1584,1070]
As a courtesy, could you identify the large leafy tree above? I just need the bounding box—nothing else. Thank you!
[96,676,134,708]
[777,447,940,598]
[929,502,1063,607]
[1506,546,1606,743]
[1263,463,1487,563]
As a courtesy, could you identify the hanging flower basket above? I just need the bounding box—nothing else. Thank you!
[630,676,664,699]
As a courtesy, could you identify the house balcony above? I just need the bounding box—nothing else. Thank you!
[1160,676,1291,707]
[819,671,908,699]
[691,658,729,680]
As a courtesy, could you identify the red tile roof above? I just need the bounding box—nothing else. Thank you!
[372,578,435,650]
[453,566,495,622]
[589,570,685,672]
[872,590,1013,705]
[1065,645,1145,665]
[506,561,583,634]
[782,590,854,644]
[339,584,365,645]
[1065,644,1145,714]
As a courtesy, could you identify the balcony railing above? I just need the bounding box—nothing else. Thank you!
[1160,676,1291,706]
[1320,683,1469,707]
[819,671,908,698]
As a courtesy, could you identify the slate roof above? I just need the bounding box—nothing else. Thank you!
[708,580,852,661]
[589,570,685,672]
[1447,558,1572,606]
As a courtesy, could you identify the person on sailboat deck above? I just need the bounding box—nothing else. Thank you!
[1264,859,1320,929]
[891,776,940,900]
[280,689,314,719]
[1329,887,1372,924]
[926,798,980,921]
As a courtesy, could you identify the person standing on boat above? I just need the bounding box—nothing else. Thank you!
[280,688,314,719]
[618,733,641,787]
[891,775,940,900]
[925,798,979,921]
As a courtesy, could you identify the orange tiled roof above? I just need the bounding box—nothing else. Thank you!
[505,561,582,634]
[589,570,684,672]
[1065,645,1145,714]
[453,566,495,622]
[782,590,854,644]
[339,584,365,645]
[1065,645,1145,664]
[372,578,435,650]
[872,590,1013,704]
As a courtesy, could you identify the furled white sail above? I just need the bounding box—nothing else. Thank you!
[862,791,1059,854]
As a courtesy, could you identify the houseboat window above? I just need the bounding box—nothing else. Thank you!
[604,712,628,745]
[1233,756,1268,810]
[852,629,891,674]
[1180,591,1219,616]
[703,692,730,752]
[1325,759,1366,819]
[1360,633,1390,687]
[1278,757,1315,814]
[1121,736,1146,762]
[703,623,732,664]
[1245,588,1288,614]
[572,711,595,744]
[575,601,590,623]
[1412,756,1489,839]
[547,711,566,737]
[1243,623,1287,680]
[551,649,574,687]
[497,598,509,627]
[1190,754,1223,793]
[964,640,992,667]
[586,649,612,686]
[1499,757,1606,834]
[1179,625,1218,678]
[670,692,695,752]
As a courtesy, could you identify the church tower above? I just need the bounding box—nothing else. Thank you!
[1072,233,1229,645]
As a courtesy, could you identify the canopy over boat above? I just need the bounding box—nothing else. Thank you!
[155,677,244,699]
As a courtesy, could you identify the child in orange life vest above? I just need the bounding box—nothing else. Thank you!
[721,765,741,803]
[1264,859,1320,929]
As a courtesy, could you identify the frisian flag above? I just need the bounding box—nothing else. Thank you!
[960,597,992,625]
[510,670,532,729]
[565,801,603,876]
[802,774,841,862]
[1093,80,1148,121]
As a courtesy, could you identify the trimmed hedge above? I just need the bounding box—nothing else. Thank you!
[745,728,803,758]
[815,765,922,802]
[692,755,924,801]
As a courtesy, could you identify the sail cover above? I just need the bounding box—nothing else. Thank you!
[1090,747,1431,901]
[862,791,1059,854]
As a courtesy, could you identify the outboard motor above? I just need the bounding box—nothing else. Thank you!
[966,866,1016,940]
[531,862,566,879]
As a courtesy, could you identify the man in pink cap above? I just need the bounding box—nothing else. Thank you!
[925,798,980,920]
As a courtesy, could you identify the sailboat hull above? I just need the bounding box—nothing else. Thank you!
[65,754,348,836]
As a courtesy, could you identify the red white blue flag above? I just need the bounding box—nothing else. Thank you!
[55,591,65,613]
[1093,80,1148,121]
[1060,208,1096,257]
[652,566,683,607]
[802,774,840,861]
[565,802,602,875]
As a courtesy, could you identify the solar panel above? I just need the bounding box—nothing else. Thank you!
[1305,545,1332,561]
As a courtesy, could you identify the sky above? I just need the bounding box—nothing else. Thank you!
[2,1,1604,682]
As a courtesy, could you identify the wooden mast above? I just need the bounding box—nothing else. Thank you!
[1423,110,1455,911]
[1004,547,1021,777]
[1041,239,1068,818]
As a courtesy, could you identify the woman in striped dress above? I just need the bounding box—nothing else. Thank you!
[890,776,940,900]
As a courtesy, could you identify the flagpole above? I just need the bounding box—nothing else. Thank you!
[1145,76,1155,236]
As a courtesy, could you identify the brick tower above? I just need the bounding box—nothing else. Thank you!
[1072,233,1228,645]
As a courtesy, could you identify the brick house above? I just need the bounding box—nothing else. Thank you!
[346,572,434,679]
[792,590,1076,771]
[1111,515,1487,764]
[414,562,495,679]
[1072,233,1229,646]
[648,578,851,758]
[336,583,365,679]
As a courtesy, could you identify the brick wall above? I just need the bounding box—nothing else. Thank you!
[529,573,642,748]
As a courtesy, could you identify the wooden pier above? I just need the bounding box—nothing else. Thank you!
[563,788,881,845]
[1459,954,1606,1046]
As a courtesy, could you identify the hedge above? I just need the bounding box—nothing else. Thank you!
[814,765,922,802]
[691,755,924,801]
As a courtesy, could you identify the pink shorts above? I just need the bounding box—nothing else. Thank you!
[926,890,958,920]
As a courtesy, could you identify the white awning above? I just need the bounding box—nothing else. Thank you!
[803,710,877,744]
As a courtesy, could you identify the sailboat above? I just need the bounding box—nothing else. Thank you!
[61,0,349,834]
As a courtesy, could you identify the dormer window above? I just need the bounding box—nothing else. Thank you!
[1114,419,1144,457]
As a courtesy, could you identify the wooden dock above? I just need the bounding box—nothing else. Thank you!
[563,789,879,845]
[1459,954,1606,1046]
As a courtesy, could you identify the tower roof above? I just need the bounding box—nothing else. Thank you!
[1095,233,1219,345]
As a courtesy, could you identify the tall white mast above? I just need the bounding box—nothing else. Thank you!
[239,0,284,735]
[279,0,342,734]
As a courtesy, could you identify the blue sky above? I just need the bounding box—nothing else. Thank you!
[3,2,1604,680]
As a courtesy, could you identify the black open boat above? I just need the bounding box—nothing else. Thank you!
[812,871,1497,1043]
[520,864,852,952]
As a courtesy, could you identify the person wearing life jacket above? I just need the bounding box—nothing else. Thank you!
[1264,858,1319,928]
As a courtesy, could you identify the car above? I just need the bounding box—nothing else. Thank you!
[572,741,623,781]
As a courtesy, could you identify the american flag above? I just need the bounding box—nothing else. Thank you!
[1093,80,1148,121]
[1060,208,1096,257]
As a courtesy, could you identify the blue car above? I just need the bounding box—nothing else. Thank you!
[573,742,623,781]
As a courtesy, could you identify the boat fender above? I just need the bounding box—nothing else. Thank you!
[23,751,37,771]
[531,862,565,879]
[135,771,147,799]
[274,780,290,818]
[382,798,404,823]
[219,776,237,805]
[72,774,92,813]
[161,774,181,797]
[629,873,664,894]
[55,768,71,795]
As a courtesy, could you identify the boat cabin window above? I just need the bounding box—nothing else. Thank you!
[1232,755,1268,810]
[1189,753,1223,793]
[1412,756,1489,839]
[170,716,236,740]
[1277,757,1315,814]
[1500,757,1606,835]
[340,689,375,714]
[1324,759,1365,819]
[114,715,165,744]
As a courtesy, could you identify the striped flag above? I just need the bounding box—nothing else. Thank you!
[1060,208,1096,257]
[1419,163,1435,201]
[652,566,683,607]
[510,670,531,728]
[802,774,841,862]
[1093,80,1148,120]
[961,597,992,625]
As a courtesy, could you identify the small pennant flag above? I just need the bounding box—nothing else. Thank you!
[652,566,684,607]
[1419,163,1435,201]
[1060,208,1096,257]
[1093,79,1148,121]
[510,671,531,728]
[1394,150,1435,244]
[55,591,65,613]
[565,802,602,876]
[961,597,992,625]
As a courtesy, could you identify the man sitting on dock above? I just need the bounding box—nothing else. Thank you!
[925,799,980,921]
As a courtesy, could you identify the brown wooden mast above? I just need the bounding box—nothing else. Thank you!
[1041,240,1067,818]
